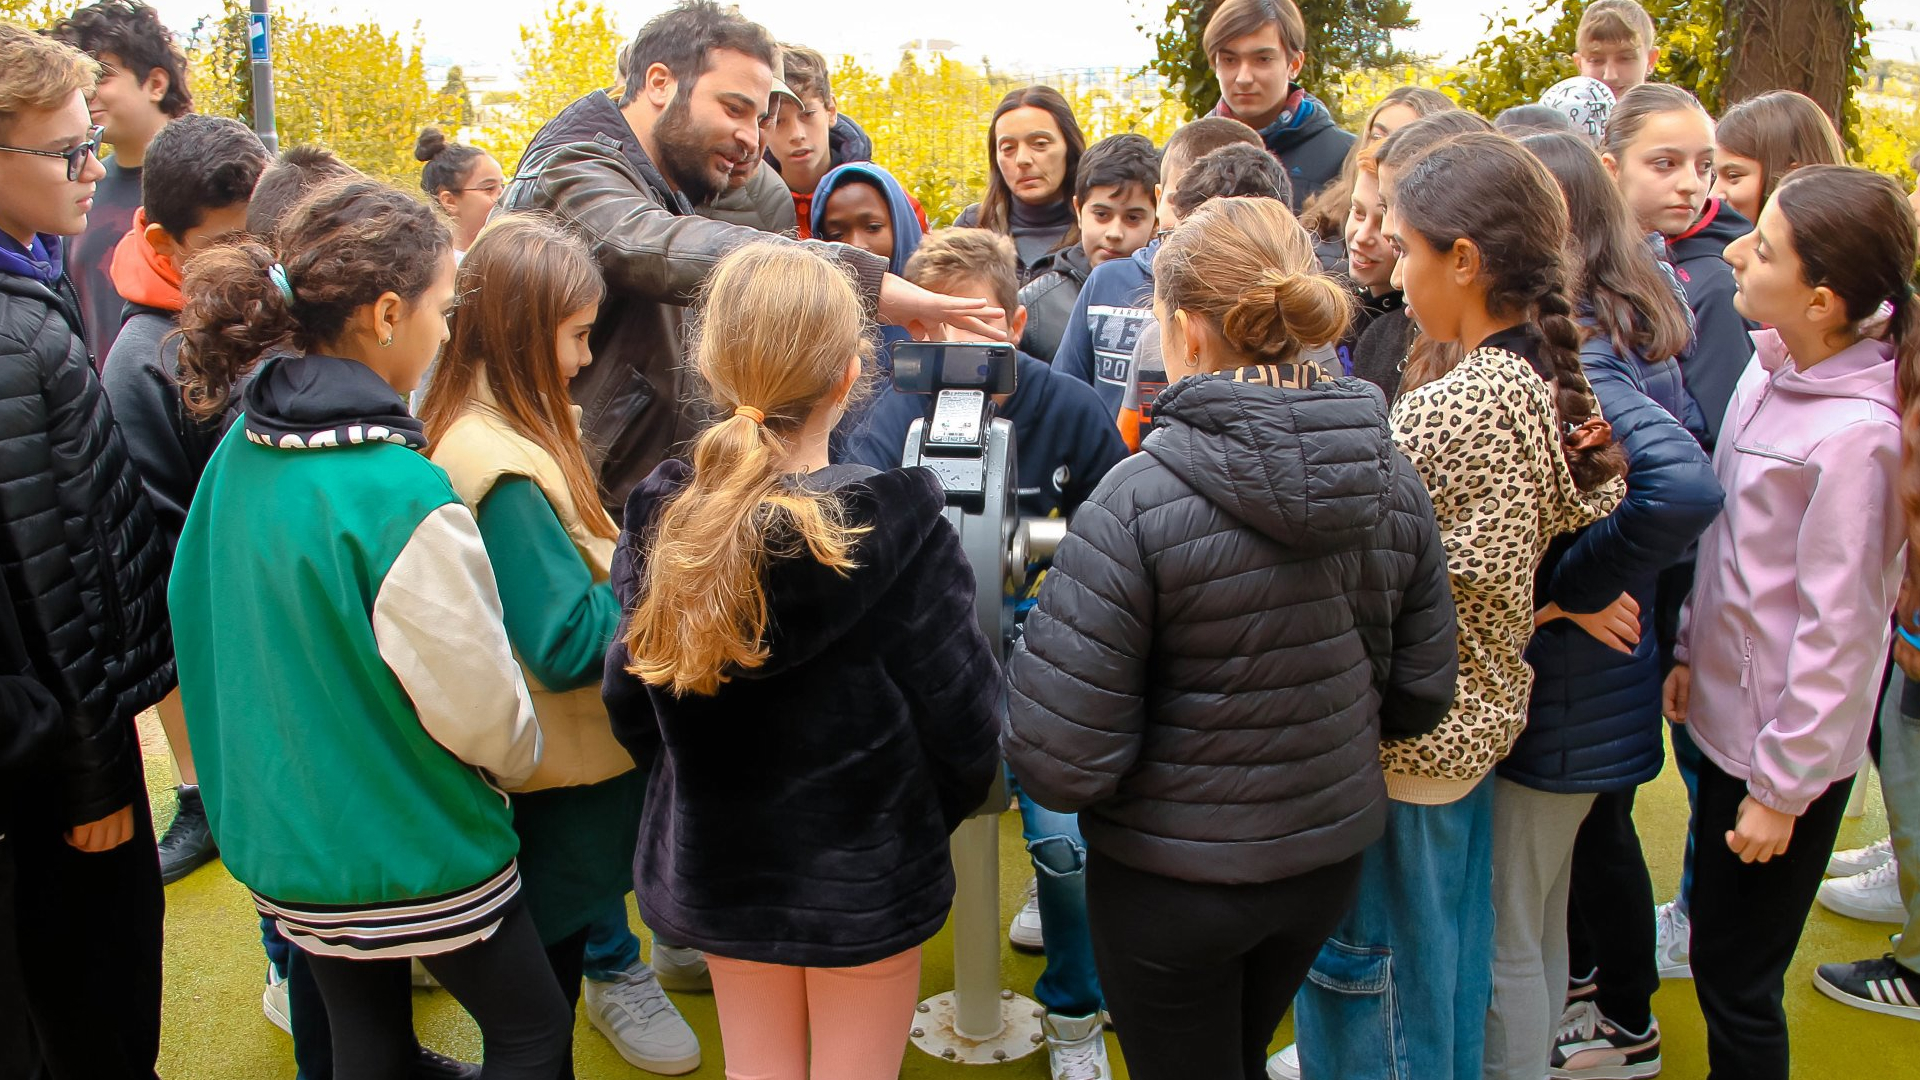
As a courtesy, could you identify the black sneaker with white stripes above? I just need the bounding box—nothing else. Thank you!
[1814,955,1920,1021]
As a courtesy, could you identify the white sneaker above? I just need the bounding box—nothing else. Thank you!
[1829,837,1896,878]
[1654,900,1692,979]
[649,943,712,992]
[1010,877,1045,953]
[584,960,702,1075]
[1266,1043,1301,1080]
[1043,1011,1109,1080]
[1818,859,1906,923]
[262,966,291,1034]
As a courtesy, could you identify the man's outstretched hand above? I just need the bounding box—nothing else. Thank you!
[879,274,1008,343]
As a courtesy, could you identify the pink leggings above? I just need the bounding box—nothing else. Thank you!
[706,946,923,1080]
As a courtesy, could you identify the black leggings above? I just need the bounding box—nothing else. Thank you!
[1086,849,1362,1080]
[543,926,590,1080]
[1688,753,1853,1080]
[303,906,572,1080]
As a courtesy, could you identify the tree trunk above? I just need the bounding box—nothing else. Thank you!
[1721,0,1857,120]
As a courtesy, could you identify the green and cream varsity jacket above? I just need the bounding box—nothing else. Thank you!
[170,353,542,957]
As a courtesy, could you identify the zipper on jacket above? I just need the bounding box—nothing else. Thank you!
[1740,636,1753,689]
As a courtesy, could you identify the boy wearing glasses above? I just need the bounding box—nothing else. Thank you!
[0,24,176,1080]
[50,0,193,362]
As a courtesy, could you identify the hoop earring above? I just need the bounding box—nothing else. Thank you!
[379,335,394,348]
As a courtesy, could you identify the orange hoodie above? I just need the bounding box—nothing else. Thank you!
[108,209,184,314]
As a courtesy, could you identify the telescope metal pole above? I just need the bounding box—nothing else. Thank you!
[247,0,278,153]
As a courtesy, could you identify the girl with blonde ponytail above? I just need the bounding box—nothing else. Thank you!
[602,241,1002,1080]
[1006,196,1458,1078]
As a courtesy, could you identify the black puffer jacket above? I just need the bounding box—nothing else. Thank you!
[0,267,175,829]
[1006,374,1457,885]
[604,461,1003,966]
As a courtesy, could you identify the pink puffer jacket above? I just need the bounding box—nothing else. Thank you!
[1676,329,1903,815]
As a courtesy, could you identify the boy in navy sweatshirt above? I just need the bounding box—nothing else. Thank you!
[845,225,1127,1080]
[845,228,1126,520]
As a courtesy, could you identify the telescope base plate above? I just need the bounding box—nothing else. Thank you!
[908,989,1045,1064]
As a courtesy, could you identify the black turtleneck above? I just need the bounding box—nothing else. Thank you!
[1007,197,1076,283]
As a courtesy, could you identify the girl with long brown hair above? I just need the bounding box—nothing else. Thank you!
[955,85,1087,283]
[419,213,701,1076]
[602,240,1002,1079]
[1292,131,1626,1080]
[1299,84,1454,264]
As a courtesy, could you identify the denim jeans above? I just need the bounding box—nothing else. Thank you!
[1891,678,1920,972]
[1671,722,1704,914]
[1293,777,1496,1080]
[1014,773,1104,1018]
[581,900,643,983]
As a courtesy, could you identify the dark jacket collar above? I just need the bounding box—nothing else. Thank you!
[0,233,63,285]
[241,353,426,451]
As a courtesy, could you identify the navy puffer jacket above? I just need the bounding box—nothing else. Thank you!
[1498,334,1722,793]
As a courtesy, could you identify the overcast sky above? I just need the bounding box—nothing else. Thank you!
[144,0,1919,77]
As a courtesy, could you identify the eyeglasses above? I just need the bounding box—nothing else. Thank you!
[451,180,505,197]
[0,126,105,182]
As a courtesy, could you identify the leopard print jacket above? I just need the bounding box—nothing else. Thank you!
[1381,345,1625,804]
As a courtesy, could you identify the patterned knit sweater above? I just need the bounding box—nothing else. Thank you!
[1382,338,1624,804]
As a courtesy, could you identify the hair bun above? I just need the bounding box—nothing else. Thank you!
[413,126,449,163]
[1218,267,1353,362]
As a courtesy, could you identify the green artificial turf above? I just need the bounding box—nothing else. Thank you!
[147,729,1915,1079]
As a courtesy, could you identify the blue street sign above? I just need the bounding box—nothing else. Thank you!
[248,12,270,62]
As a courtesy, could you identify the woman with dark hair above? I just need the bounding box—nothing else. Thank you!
[955,86,1086,284]
[416,126,505,257]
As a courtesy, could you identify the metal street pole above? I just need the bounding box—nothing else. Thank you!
[248,0,278,153]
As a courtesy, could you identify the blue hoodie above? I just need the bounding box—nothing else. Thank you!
[809,162,923,276]
[1051,239,1158,418]
[0,233,64,286]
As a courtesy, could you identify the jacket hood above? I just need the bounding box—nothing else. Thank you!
[809,161,924,274]
[627,459,954,678]
[1751,327,1898,408]
[1214,87,1336,154]
[515,91,688,213]
[1668,197,1751,263]
[107,209,183,314]
[1143,373,1396,551]
[241,352,427,451]
[829,113,873,166]
[0,233,64,285]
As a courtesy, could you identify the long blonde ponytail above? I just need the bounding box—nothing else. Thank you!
[625,242,874,697]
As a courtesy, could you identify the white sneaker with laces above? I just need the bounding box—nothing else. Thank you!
[584,960,702,1075]
[1829,836,1896,878]
[1043,1012,1109,1080]
[1265,1043,1301,1080]
[1010,877,1045,952]
[1654,900,1691,979]
[262,966,290,1035]
[1817,858,1906,923]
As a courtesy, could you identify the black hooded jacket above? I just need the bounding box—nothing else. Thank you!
[0,265,175,830]
[603,461,1003,966]
[1005,375,1457,885]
